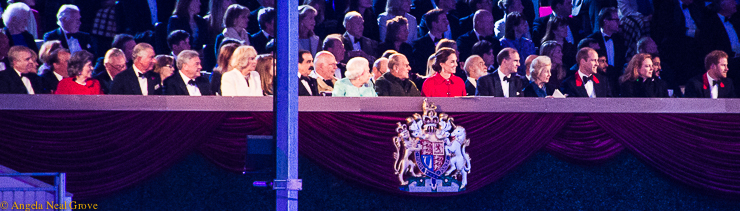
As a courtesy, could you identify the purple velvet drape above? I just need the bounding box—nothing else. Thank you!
[0,111,739,200]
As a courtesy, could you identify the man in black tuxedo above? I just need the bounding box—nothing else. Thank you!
[250,7,276,54]
[458,0,495,33]
[163,50,212,96]
[418,0,463,41]
[684,50,736,98]
[0,46,41,94]
[652,0,705,88]
[413,9,448,74]
[298,50,319,96]
[533,0,584,48]
[701,0,740,94]
[39,49,71,94]
[586,7,627,71]
[248,0,275,34]
[110,43,160,95]
[457,10,501,64]
[43,5,96,56]
[342,12,378,66]
[94,48,127,94]
[561,47,612,97]
[115,0,172,36]
[463,55,488,96]
[476,48,526,97]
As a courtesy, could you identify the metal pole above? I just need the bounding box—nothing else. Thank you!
[275,0,299,210]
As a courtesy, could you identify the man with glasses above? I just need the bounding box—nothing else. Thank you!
[586,7,627,71]
[95,48,127,94]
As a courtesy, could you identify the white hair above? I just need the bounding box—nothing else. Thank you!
[177,50,200,70]
[343,11,362,28]
[530,56,552,77]
[56,4,79,26]
[345,57,369,80]
[2,3,30,28]
[373,57,389,74]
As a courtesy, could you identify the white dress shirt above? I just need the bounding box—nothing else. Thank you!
[179,71,201,96]
[347,33,362,51]
[299,72,313,95]
[467,77,478,88]
[497,70,510,98]
[16,70,34,94]
[62,29,83,54]
[133,65,148,96]
[680,2,698,37]
[53,71,63,81]
[577,71,595,98]
[601,29,615,66]
[707,73,719,99]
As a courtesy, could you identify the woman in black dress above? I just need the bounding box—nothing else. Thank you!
[618,53,669,97]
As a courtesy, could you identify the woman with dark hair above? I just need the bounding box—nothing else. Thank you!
[378,0,417,44]
[2,3,38,53]
[494,0,529,40]
[471,40,496,70]
[167,0,209,51]
[619,53,668,97]
[255,54,275,96]
[55,50,102,95]
[298,5,320,55]
[500,12,535,75]
[421,48,466,97]
[345,0,380,41]
[541,16,577,70]
[540,41,565,90]
[211,43,240,96]
[376,16,413,59]
[221,4,251,45]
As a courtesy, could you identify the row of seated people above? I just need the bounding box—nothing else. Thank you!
[298,46,734,98]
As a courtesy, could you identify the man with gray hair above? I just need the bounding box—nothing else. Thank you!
[370,57,389,86]
[110,43,160,95]
[463,55,487,96]
[43,4,95,55]
[310,51,339,94]
[0,46,41,94]
[163,50,212,96]
[94,48,126,94]
[322,34,347,79]
[342,11,377,63]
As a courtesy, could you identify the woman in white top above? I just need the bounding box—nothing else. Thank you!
[221,45,262,96]
[221,4,251,45]
[377,0,417,44]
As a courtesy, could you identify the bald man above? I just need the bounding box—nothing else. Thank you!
[371,58,389,86]
[310,51,339,94]
[464,55,488,96]
[374,54,421,96]
[456,10,501,63]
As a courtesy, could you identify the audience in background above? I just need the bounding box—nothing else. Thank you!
[500,12,535,75]
[168,0,208,51]
[44,5,94,55]
[3,3,38,53]
[250,7,275,54]
[222,4,251,46]
[298,5,320,55]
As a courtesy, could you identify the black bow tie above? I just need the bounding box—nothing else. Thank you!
[681,3,689,9]
[20,73,32,77]
[582,75,593,83]
[478,36,487,41]
[725,17,731,22]
[188,79,197,86]
[353,38,361,44]
[712,79,721,87]
[137,72,146,78]
[66,33,78,40]
[604,36,611,42]
[502,76,512,82]
[433,37,442,43]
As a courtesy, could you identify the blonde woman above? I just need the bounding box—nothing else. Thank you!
[255,54,275,96]
[522,56,552,97]
[221,46,262,96]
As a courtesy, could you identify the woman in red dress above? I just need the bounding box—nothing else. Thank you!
[421,48,467,97]
[55,50,103,95]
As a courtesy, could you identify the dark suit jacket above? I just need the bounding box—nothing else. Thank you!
[167,15,209,51]
[684,73,736,98]
[456,30,501,64]
[375,72,421,96]
[411,0,435,22]
[250,31,272,55]
[0,69,42,94]
[418,13,462,41]
[43,28,96,55]
[109,68,161,95]
[560,73,612,97]
[619,78,669,97]
[532,14,586,48]
[475,70,525,97]
[587,31,628,70]
[411,34,437,75]
[93,70,113,94]
[652,0,705,44]
[522,82,556,97]
[464,78,476,96]
[39,71,60,94]
[3,28,39,53]
[247,6,264,34]
[299,76,319,96]
[162,73,213,96]
[458,14,474,35]
[342,33,378,61]
[700,11,740,58]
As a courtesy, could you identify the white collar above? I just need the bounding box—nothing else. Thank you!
[600,28,612,38]
[53,71,63,81]
[718,13,729,22]
[180,70,194,84]
[473,29,483,39]
[346,33,356,42]
[309,70,324,80]
[14,69,22,77]
[133,65,145,76]
[578,69,593,78]
[497,69,510,80]
[263,30,273,39]
[707,72,717,85]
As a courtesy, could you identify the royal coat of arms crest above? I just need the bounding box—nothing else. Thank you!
[393,99,471,192]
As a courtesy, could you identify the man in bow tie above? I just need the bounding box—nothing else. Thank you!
[110,43,161,95]
[342,11,377,66]
[298,50,319,96]
[412,9,449,75]
[684,50,736,98]
[0,46,41,94]
[561,47,612,97]
[163,50,212,96]
[586,7,627,71]
[476,47,525,97]
[43,5,95,56]
[310,51,339,94]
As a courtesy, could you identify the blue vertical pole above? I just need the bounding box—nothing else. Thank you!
[275,0,299,210]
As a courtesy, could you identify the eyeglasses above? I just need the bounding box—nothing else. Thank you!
[108,64,126,70]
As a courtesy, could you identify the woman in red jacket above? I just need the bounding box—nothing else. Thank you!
[55,50,102,95]
[421,48,466,97]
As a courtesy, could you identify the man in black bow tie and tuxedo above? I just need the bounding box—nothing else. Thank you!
[0,46,42,94]
[110,43,161,95]
[476,48,525,97]
[561,47,613,98]
[163,50,212,96]
[586,7,627,71]
[43,5,96,57]
[684,50,736,98]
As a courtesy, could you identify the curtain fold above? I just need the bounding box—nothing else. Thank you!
[0,111,739,200]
